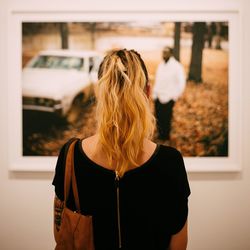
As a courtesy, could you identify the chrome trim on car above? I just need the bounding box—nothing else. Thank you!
[23,104,62,112]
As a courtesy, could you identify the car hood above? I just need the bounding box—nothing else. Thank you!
[22,68,84,99]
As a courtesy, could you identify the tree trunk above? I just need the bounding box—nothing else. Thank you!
[89,23,96,50]
[215,22,222,50]
[59,23,69,49]
[173,22,181,61]
[188,22,206,83]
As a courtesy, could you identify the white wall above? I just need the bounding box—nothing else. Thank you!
[0,0,250,249]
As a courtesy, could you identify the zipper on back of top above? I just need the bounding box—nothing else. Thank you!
[115,171,122,249]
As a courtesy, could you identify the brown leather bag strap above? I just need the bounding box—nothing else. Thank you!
[71,150,81,212]
[64,138,81,212]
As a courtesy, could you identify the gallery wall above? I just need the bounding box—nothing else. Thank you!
[0,0,250,249]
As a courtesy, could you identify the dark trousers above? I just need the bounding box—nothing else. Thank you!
[155,99,175,140]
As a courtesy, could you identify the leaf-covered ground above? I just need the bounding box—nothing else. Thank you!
[163,79,228,156]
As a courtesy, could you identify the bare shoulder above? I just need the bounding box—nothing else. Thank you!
[80,134,99,158]
[82,134,98,145]
[144,139,157,151]
[140,139,158,163]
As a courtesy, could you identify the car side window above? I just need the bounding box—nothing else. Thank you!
[66,57,83,70]
[28,55,84,70]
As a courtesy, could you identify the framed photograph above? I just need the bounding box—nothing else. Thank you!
[7,7,242,172]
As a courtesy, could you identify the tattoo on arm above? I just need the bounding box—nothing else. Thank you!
[54,196,64,232]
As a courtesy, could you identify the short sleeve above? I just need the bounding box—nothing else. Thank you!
[52,142,67,201]
[171,149,191,234]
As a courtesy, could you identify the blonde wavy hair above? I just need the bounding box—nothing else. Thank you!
[95,49,155,177]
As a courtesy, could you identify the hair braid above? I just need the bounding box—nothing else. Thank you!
[95,49,155,177]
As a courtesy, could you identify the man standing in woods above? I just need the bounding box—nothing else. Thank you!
[152,46,186,141]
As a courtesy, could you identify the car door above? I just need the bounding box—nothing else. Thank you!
[60,56,90,113]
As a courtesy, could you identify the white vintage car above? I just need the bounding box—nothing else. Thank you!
[22,49,103,117]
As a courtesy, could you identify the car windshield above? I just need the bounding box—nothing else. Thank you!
[28,55,84,70]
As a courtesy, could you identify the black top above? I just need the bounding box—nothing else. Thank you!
[52,138,191,250]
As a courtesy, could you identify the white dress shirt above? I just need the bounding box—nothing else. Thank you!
[152,57,186,104]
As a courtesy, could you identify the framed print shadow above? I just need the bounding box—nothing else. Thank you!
[7,6,242,172]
